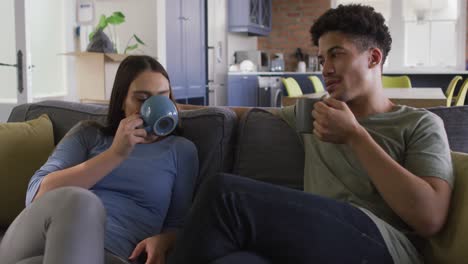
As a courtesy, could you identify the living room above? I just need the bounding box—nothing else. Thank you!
[2,1,468,263]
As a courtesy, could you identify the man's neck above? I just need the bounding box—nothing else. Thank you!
[347,88,394,118]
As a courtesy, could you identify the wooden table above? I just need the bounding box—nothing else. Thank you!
[282,88,446,108]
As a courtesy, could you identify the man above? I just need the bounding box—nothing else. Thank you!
[172,4,453,264]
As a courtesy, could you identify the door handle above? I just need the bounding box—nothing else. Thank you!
[0,51,25,93]
[0,62,17,67]
[216,41,222,63]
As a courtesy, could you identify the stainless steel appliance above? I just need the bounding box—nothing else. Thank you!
[258,76,283,107]
[234,50,270,72]
[270,53,285,72]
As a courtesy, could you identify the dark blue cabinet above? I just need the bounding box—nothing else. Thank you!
[228,0,272,36]
[166,0,206,104]
[227,75,258,106]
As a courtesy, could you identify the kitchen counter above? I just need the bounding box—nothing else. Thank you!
[228,71,322,75]
[383,69,468,75]
[228,70,468,75]
[228,71,468,95]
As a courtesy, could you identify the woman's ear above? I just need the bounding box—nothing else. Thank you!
[368,47,383,68]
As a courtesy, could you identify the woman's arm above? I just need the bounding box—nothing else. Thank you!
[32,114,148,202]
[34,149,126,201]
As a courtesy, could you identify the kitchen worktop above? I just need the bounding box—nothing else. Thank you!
[228,71,322,75]
[228,70,468,75]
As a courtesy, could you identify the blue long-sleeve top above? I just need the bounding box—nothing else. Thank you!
[25,122,199,258]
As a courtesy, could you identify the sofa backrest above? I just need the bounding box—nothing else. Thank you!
[8,100,238,191]
[426,106,468,153]
[8,100,108,145]
[232,106,468,189]
[233,108,304,189]
[8,101,468,191]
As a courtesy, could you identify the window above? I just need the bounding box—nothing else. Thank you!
[333,0,465,70]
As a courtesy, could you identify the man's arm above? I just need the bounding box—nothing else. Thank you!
[312,98,452,238]
[347,127,451,238]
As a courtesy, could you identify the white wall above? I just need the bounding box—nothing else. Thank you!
[0,105,15,122]
[0,0,18,102]
[227,33,258,65]
[93,0,158,58]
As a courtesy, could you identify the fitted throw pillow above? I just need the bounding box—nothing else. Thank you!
[424,151,468,263]
[0,114,54,227]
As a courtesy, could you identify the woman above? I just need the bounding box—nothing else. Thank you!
[0,55,199,264]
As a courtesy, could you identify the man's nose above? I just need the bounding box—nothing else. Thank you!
[322,60,335,76]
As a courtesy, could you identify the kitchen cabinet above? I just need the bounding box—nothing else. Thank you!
[228,0,272,36]
[227,75,258,106]
[227,73,324,105]
[166,0,206,104]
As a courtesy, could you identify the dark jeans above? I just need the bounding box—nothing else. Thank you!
[169,174,393,264]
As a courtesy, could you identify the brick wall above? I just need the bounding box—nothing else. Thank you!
[258,0,331,72]
[261,1,468,71]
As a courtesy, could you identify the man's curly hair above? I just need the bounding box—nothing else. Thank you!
[310,4,392,65]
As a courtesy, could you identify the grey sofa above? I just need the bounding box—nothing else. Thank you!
[3,100,468,262]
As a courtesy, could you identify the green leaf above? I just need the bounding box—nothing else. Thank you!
[107,11,125,24]
[113,11,125,19]
[89,30,95,41]
[124,44,138,54]
[134,34,146,45]
[98,14,107,29]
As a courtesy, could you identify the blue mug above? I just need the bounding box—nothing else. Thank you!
[140,95,178,136]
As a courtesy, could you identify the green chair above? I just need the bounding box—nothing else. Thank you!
[455,79,468,106]
[382,75,412,88]
[445,76,463,107]
[282,77,303,97]
[308,76,325,93]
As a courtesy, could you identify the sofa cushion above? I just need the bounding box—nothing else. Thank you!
[0,114,54,228]
[424,151,468,263]
[234,108,304,189]
[179,107,237,191]
[427,106,468,153]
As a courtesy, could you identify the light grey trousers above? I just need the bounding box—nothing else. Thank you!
[0,187,129,264]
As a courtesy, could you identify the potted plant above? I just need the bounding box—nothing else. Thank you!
[87,11,145,54]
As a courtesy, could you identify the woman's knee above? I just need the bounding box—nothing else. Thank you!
[46,187,106,221]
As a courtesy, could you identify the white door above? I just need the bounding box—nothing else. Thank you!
[0,0,31,122]
[0,0,70,122]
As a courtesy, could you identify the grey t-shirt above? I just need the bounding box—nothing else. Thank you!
[279,104,453,263]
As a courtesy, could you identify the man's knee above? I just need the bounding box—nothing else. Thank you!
[196,173,252,201]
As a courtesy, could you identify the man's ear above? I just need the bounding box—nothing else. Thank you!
[368,48,383,68]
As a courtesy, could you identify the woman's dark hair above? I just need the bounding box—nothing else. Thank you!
[310,4,392,65]
[103,55,180,136]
